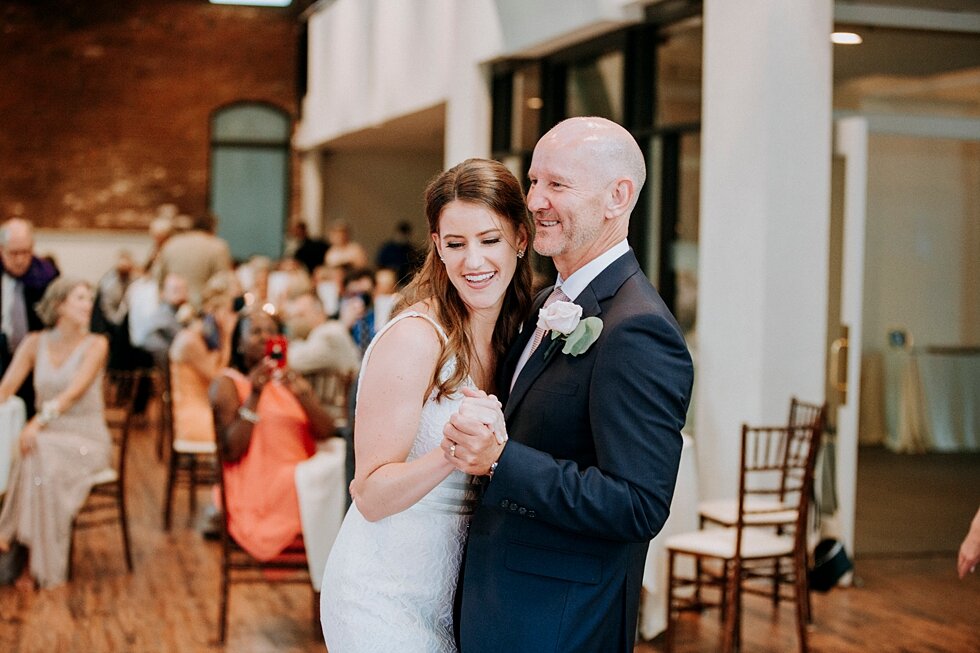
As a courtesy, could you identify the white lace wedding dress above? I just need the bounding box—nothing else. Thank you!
[320,312,477,653]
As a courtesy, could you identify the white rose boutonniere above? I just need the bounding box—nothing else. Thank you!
[537,300,603,356]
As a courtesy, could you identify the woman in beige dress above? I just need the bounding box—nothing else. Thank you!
[0,277,111,588]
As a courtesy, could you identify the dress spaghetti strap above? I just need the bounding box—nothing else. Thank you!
[355,311,448,406]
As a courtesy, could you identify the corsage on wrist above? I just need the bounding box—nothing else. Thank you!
[37,399,60,427]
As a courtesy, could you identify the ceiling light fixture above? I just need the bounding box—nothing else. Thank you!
[831,32,863,45]
[210,0,292,7]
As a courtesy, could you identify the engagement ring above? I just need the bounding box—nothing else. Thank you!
[449,443,457,457]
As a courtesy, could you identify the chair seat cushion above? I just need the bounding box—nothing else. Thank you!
[173,438,217,454]
[666,527,795,560]
[698,497,797,526]
[90,467,118,485]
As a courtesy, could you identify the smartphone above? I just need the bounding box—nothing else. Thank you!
[202,314,221,351]
[265,335,288,369]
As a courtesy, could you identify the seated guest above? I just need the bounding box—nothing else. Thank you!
[0,278,110,588]
[143,272,190,367]
[154,212,232,310]
[323,220,369,270]
[169,273,237,448]
[312,264,346,319]
[0,218,60,414]
[282,293,360,378]
[371,267,400,328]
[289,221,328,275]
[338,267,376,352]
[93,250,137,334]
[209,308,334,560]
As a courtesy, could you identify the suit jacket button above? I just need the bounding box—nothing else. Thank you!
[500,499,510,509]
[528,510,536,518]
[518,507,527,516]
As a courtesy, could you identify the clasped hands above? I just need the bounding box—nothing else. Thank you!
[442,387,507,476]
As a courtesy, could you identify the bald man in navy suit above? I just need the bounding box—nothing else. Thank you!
[444,117,693,652]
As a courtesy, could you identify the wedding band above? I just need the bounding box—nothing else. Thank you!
[449,443,457,457]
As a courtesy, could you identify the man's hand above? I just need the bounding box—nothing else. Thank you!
[442,387,507,476]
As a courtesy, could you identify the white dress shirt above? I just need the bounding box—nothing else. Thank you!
[511,240,630,387]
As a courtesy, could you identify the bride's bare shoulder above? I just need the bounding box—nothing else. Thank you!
[371,305,443,357]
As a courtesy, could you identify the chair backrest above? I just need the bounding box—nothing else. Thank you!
[787,396,824,432]
[301,369,354,427]
[158,357,173,435]
[734,422,822,557]
[781,397,826,500]
[211,405,233,546]
[102,369,142,479]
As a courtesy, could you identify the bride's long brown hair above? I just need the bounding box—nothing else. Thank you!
[397,158,534,398]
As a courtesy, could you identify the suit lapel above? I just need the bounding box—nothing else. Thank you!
[503,250,641,420]
[496,288,549,405]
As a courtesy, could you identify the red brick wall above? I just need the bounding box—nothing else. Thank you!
[0,0,300,230]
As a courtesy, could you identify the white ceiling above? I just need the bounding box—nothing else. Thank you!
[316,4,980,152]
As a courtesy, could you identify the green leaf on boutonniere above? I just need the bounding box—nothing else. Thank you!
[561,316,603,356]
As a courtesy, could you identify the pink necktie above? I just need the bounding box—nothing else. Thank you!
[8,281,28,352]
[528,286,569,356]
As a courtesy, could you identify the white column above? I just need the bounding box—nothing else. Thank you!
[299,150,325,237]
[696,0,833,500]
[444,1,503,166]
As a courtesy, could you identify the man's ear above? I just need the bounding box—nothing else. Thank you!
[605,177,635,220]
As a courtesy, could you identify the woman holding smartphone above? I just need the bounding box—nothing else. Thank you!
[208,308,334,560]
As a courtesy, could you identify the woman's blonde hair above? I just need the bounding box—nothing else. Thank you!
[200,270,237,314]
[398,158,534,398]
[35,277,92,328]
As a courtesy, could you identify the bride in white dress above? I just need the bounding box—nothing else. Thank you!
[320,158,534,652]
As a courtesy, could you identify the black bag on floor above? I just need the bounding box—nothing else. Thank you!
[809,538,852,592]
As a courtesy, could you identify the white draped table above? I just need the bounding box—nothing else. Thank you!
[639,433,700,640]
[895,347,980,452]
[294,437,348,591]
[0,397,27,496]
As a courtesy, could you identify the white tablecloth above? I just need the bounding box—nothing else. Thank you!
[294,437,347,591]
[639,433,700,640]
[0,397,27,496]
[895,348,980,452]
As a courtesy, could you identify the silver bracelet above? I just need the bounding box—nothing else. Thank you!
[237,406,260,424]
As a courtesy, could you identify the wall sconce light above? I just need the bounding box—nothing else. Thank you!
[210,0,292,7]
[831,32,863,45]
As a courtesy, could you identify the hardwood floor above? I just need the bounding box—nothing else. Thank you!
[637,555,980,653]
[2,413,978,652]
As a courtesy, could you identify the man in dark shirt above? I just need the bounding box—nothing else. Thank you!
[0,218,59,414]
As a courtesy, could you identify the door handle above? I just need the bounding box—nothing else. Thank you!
[829,335,849,404]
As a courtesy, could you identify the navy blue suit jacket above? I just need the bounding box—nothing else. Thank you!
[457,250,693,653]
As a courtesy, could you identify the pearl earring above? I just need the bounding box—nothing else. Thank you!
[517,249,525,259]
